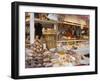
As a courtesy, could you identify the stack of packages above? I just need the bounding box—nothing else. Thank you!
[26,39,53,68]
[43,51,53,67]
[25,48,34,68]
[31,39,44,68]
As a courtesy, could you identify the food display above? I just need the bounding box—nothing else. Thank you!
[25,13,90,68]
[25,39,53,68]
[43,51,53,67]
[25,39,44,68]
[25,38,89,68]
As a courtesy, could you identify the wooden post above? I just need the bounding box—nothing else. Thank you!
[30,13,35,44]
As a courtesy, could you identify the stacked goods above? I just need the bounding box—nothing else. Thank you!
[51,52,76,67]
[25,48,34,68]
[66,50,88,65]
[30,39,44,68]
[43,51,53,67]
[26,39,53,68]
[50,49,83,66]
[25,39,89,68]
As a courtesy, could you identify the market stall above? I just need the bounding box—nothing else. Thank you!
[25,13,90,68]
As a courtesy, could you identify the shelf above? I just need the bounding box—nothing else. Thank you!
[34,18,81,26]
[57,39,88,42]
[34,18,57,24]
[43,33,56,35]
[26,17,81,27]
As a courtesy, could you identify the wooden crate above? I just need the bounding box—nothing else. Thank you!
[44,34,56,49]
